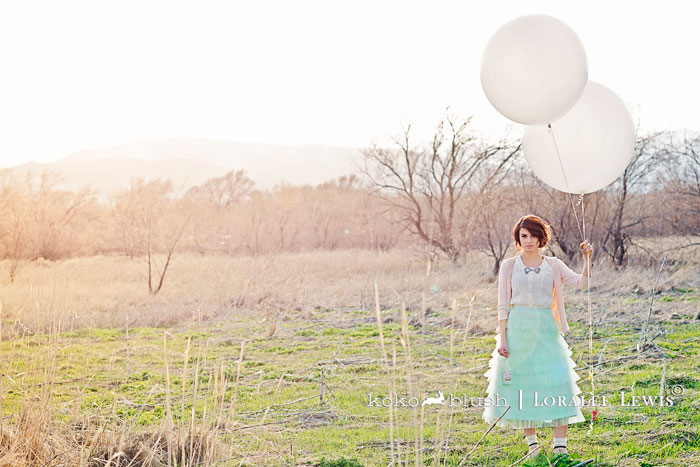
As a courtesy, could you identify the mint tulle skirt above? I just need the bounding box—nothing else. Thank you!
[482,305,586,429]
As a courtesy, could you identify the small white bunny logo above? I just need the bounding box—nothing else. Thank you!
[421,391,445,406]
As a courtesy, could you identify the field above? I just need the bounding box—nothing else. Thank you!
[0,245,698,466]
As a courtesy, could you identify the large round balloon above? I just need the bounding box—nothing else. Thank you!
[522,81,636,194]
[480,15,588,125]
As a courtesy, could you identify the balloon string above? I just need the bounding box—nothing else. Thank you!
[548,124,596,432]
[547,125,585,242]
[581,192,595,433]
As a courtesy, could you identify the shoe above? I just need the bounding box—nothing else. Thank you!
[552,444,568,455]
[526,441,542,459]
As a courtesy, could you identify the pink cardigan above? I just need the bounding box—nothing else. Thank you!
[496,255,589,334]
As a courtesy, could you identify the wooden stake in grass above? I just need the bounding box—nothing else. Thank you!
[398,302,421,467]
[163,332,174,428]
[372,281,400,464]
[418,402,425,467]
[181,336,191,467]
[390,343,398,467]
[163,331,174,467]
[217,357,228,428]
[190,343,203,466]
[182,336,191,423]
[373,280,388,365]
[228,340,246,427]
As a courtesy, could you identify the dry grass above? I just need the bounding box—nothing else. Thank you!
[0,408,224,467]
[0,326,233,466]
[0,400,71,466]
[0,238,697,338]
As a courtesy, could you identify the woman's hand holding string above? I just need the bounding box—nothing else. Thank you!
[497,339,509,358]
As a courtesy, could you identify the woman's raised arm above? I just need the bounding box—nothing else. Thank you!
[557,257,590,289]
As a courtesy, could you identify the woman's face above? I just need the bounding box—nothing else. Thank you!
[519,227,541,251]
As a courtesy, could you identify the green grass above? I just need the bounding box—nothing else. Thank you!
[1,312,698,466]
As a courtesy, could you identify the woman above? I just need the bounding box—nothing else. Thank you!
[482,214,593,459]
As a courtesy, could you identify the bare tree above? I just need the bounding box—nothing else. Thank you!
[182,169,254,255]
[0,170,29,281]
[661,131,700,244]
[30,171,97,260]
[359,191,406,252]
[596,131,665,267]
[467,187,521,274]
[269,182,304,252]
[303,177,360,250]
[455,141,523,273]
[0,169,96,280]
[233,190,270,255]
[361,111,518,262]
[185,169,254,209]
[112,178,190,294]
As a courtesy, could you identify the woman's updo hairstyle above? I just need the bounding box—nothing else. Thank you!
[512,215,552,250]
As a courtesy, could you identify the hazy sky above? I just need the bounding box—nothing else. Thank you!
[1,0,698,166]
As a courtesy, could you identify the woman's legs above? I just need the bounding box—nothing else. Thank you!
[553,425,567,438]
[523,428,539,457]
[523,425,568,456]
[552,424,568,454]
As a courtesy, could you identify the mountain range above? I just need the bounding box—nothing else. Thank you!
[7,138,364,198]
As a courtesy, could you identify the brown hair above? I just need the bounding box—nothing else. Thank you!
[512,215,552,250]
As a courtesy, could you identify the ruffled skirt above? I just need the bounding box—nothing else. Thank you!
[482,305,586,429]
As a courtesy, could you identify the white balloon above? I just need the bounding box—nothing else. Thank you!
[522,81,636,194]
[480,15,588,125]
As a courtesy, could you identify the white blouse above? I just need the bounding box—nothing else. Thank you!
[510,255,554,309]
